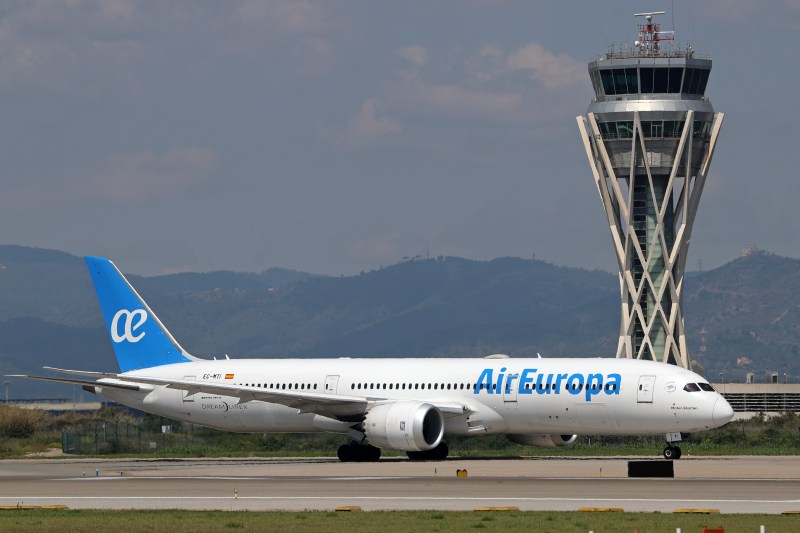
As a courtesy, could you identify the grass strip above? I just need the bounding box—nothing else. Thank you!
[0,509,796,533]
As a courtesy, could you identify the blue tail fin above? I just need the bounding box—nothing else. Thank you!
[85,256,199,372]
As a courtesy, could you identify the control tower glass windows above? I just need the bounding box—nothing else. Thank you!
[682,68,710,96]
[653,68,669,93]
[597,120,710,140]
[640,68,654,93]
[593,66,710,97]
[600,70,615,95]
[590,70,603,97]
[668,67,683,93]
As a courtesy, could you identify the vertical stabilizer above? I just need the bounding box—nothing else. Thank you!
[84,256,199,372]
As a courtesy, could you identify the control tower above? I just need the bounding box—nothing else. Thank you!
[576,12,724,368]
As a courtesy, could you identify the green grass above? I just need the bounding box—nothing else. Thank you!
[3,406,800,460]
[0,510,795,533]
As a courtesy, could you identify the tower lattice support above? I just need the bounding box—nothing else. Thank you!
[577,111,723,367]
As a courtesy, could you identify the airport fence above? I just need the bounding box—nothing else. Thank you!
[60,417,204,455]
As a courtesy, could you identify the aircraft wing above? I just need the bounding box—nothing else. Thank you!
[15,369,472,422]
[117,374,472,421]
[6,374,151,392]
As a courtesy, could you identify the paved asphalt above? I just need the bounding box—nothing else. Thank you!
[1,456,798,513]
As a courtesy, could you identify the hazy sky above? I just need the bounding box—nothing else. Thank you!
[3,1,798,275]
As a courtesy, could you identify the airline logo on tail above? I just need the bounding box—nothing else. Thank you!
[110,309,148,343]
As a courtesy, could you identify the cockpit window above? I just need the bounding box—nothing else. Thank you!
[698,382,716,392]
[683,383,701,392]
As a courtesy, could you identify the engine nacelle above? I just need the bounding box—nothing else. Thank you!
[363,401,444,452]
[506,434,578,448]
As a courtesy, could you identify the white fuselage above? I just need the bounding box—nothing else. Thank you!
[97,357,730,437]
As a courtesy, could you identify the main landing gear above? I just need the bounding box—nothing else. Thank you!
[406,442,449,461]
[336,441,450,462]
[663,431,685,460]
[337,442,381,462]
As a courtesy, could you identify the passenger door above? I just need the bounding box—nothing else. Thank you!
[637,375,656,403]
[324,375,339,394]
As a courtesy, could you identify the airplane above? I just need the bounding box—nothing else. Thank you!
[11,256,734,462]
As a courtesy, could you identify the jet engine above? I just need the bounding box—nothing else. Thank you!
[506,434,578,447]
[363,401,444,452]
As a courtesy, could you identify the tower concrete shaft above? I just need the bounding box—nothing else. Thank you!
[576,13,723,368]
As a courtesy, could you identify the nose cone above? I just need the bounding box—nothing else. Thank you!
[713,396,734,426]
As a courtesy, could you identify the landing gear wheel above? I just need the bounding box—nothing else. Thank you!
[406,442,449,461]
[663,445,681,460]
[337,443,381,463]
[337,444,354,462]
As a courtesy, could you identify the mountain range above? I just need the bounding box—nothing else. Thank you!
[1,245,797,398]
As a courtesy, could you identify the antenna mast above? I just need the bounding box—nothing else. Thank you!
[633,11,674,56]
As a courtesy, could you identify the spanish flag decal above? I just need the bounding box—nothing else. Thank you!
[225,373,234,380]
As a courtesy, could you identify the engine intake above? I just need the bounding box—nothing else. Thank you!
[363,401,444,452]
[506,434,578,448]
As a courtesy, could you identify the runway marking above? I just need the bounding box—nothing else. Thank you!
[52,476,800,483]
[4,496,800,504]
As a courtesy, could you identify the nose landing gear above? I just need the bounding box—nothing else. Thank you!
[663,431,686,460]
[663,444,682,459]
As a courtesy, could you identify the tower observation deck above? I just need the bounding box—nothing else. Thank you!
[576,12,724,368]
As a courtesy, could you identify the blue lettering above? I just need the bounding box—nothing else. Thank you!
[566,373,584,395]
[535,373,553,395]
[475,368,494,395]
[519,368,536,395]
[505,373,518,394]
[553,373,568,394]
[606,373,622,395]
[496,367,506,393]
[472,368,623,401]
[585,373,603,401]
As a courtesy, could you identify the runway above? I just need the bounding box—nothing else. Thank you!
[1,456,798,514]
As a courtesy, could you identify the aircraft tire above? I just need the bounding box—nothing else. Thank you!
[338,443,381,462]
[663,445,676,460]
[361,444,382,462]
[337,444,354,462]
[673,446,682,459]
[406,442,448,461]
